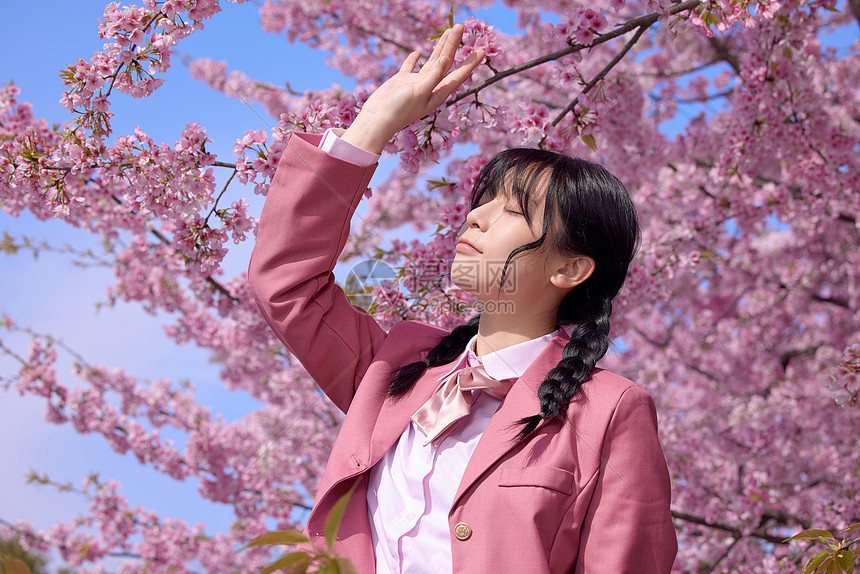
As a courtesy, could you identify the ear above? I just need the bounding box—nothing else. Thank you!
[549,254,595,289]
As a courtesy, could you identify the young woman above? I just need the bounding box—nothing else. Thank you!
[248,24,677,574]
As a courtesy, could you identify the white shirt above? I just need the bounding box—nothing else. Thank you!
[366,330,558,574]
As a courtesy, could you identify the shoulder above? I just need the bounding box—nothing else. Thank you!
[369,319,451,365]
[387,318,450,340]
[563,368,660,440]
[580,368,656,410]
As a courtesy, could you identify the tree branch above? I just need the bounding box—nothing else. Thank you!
[811,294,851,309]
[149,227,238,302]
[704,537,741,574]
[672,510,789,544]
[779,345,821,371]
[355,25,414,53]
[849,0,860,27]
[449,0,705,104]
[657,88,734,105]
[109,195,239,303]
[707,36,742,76]
[551,24,650,126]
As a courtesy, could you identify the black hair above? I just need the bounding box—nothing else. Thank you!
[386,148,640,442]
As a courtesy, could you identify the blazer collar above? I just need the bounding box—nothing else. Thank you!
[369,326,566,465]
[452,326,571,508]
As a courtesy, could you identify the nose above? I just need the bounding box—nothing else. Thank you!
[464,200,492,232]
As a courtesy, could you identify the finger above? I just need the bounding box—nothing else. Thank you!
[399,51,421,74]
[419,25,464,88]
[437,23,465,66]
[424,23,464,74]
[425,27,452,66]
[427,49,485,108]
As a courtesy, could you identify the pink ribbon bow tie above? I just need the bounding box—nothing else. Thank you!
[411,363,514,446]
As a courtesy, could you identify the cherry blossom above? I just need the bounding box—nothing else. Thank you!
[1,0,859,571]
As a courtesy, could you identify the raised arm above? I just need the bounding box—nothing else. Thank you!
[247,25,484,414]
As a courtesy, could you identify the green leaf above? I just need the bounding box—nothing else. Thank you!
[804,550,833,574]
[334,557,358,574]
[325,479,362,548]
[428,3,455,41]
[580,133,597,151]
[787,529,838,542]
[835,550,854,574]
[260,552,312,574]
[240,529,310,551]
[841,523,860,533]
[1,556,33,574]
[816,556,835,574]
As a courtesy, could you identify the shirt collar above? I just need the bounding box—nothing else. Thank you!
[436,328,560,383]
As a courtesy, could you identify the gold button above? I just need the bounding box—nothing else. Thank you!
[453,522,472,541]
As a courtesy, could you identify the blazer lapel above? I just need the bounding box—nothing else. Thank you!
[368,362,454,464]
[451,327,571,508]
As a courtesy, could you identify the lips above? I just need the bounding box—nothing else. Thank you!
[456,239,482,254]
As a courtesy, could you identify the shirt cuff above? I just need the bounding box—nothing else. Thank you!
[319,128,381,167]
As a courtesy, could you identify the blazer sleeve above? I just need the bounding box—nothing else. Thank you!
[247,131,388,414]
[574,386,678,573]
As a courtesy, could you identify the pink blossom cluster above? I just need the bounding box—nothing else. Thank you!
[460,17,501,61]
[4,479,272,572]
[551,7,609,45]
[825,342,860,407]
[3,0,860,571]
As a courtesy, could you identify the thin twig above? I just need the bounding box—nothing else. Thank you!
[551,24,650,126]
[204,168,238,226]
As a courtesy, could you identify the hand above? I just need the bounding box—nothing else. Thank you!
[342,23,485,154]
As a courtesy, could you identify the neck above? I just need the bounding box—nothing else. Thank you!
[473,308,558,357]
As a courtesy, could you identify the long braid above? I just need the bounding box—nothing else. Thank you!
[386,149,637,440]
[515,298,612,441]
[387,314,481,397]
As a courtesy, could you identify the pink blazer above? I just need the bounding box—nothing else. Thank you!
[248,132,678,573]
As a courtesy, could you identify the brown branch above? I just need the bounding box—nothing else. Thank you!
[704,537,741,574]
[849,0,860,27]
[449,0,705,104]
[762,508,811,531]
[637,56,724,78]
[551,24,650,126]
[779,346,821,371]
[811,294,851,309]
[0,517,201,572]
[669,88,734,104]
[355,25,414,53]
[149,227,238,302]
[672,510,788,545]
[707,36,742,76]
[109,194,238,303]
[204,168,238,226]
[688,364,726,388]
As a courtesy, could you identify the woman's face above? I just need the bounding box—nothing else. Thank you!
[451,180,557,304]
